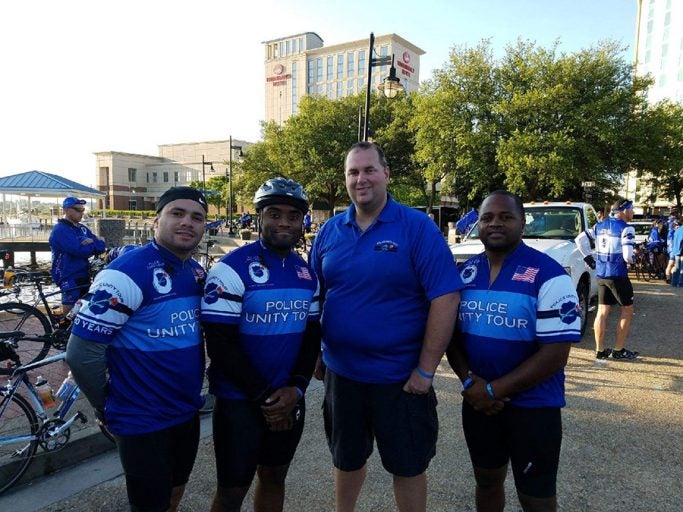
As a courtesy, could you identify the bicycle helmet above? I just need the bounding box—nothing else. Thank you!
[253,177,309,214]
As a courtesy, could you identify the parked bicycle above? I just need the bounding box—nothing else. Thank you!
[632,242,667,282]
[0,337,114,494]
[0,266,103,375]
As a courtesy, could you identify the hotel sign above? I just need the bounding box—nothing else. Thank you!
[397,52,414,78]
[267,64,290,86]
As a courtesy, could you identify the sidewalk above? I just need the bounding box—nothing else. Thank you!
[3,279,682,511]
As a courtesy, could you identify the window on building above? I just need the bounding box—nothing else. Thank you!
[292,61,298,114]
[279,42,284,57]
[347,79,354,95]
[337,54,343,79]
[380,46,388,74]
[174,171,179,184]
[358,50,366,76]
[358,77,365,89]
[129,199,137,211]
[327,84,334,99]
[348,52,355,76]
[317,57,323,82]
[327,56,333,80]
[292,38,297,53]
[146,172,149,183]
[308,59,315,83]
[273,43,279,59]
[317,84,323,95]
[128,168,136,182]
[337,81,343,98]
[151,172,157,184]
[163,171,168,183]
[299,37,304,51]
[186,171,193,183]
[286,40,290,55]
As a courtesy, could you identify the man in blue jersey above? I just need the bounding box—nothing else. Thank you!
[49,196,106,316]
[665,208,679,283]
[575,198,638,360]
[309,142,462,512]
[447,190,581,512]
[201,178,320,512]
[66,186,208,512]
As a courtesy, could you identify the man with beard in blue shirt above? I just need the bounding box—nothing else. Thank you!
[67,187,208,512]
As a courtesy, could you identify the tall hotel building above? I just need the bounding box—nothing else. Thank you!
[635,0,683,104]
[262,32,425,125]
[623,0,683,211]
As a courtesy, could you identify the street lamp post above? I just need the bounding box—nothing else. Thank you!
[362,32,405,141]
[201,154,214,195]
[227,136,243,236]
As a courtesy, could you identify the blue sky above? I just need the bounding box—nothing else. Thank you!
[0,0,637,185]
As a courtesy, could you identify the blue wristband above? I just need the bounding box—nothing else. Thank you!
[462,377,474,390]
[486,382,496,399]
[416,367,434,379]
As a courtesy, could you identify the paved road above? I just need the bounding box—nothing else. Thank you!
[2,279,681,511]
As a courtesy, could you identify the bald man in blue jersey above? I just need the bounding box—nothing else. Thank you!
[447,190,581,512]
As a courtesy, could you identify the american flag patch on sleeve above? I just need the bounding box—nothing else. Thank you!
[296,266,313,280]
[512,266,540,283]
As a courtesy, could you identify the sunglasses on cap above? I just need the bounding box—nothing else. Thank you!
[70,207,85,212]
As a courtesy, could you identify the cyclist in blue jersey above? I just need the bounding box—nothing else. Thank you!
[575,198,638,360]
[665,208,679,283]
[447,190,581,512]
[310,142,463,512]
[645,218,667,275]
[49,196,106,316]
[201,178,320,512]
[66,186,208,512]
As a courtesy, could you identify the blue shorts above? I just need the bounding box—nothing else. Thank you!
[58,276,90,305]
[323,369,438,477]
[115,414,200,512]
[213,396,305,488]
[462,401,562,498]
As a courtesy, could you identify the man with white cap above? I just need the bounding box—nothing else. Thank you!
[49,196,106,316]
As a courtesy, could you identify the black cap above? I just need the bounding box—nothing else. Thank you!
[156,187,208,213]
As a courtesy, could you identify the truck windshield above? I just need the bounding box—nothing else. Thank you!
[463,207,585,241]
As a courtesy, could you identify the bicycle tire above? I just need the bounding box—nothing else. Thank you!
[0,302,52,375]
[0,393,40,494]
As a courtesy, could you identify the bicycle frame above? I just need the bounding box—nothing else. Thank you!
[0,352,85,448]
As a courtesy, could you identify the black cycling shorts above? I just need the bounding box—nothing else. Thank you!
[114,414,200,512]
[597,276,634,306]
[212,396,305,488]
[462,401,562,498]
[323,369,438,477]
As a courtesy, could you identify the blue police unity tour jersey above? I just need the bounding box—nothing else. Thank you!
[71,242,206,435]
[583,217,635,278]
[310,195,464,384]
[457,243,581,408]
[200,241,320,400]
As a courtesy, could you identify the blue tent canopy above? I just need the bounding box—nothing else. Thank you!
[0,170,104,198]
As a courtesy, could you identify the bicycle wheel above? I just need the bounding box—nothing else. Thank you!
[0,302,52,375]
[0,393,39,494]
